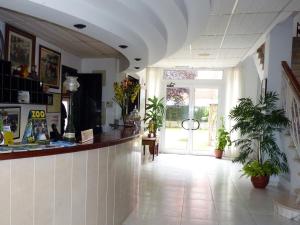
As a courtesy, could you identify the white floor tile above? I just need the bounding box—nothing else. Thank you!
[123,154,294,225]
[181,218,218,225]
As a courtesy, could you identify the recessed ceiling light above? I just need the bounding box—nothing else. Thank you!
[134,67,140,69]
[134,58,141,61]
[73,24,86,29]
[118,45,128,49]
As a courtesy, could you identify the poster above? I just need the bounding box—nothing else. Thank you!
[22,110,50,144]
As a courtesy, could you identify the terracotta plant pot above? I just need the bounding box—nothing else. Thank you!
[214,149,224,159]
[251,176,270,189]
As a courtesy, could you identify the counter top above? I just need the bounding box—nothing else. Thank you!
[0,128,141,160]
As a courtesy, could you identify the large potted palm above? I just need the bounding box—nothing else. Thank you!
[144,96,165,138]
[229,91,290,188]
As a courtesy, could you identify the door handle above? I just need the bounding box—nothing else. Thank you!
[181,119,200,130]
[191,119,200,130]
[181,119,190,130]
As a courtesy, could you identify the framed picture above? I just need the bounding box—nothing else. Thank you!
[47,93,61,113]
[61,65,77,94]
[39,45,61,89]
[0,107,21,139]
[46,113,61,135]
[5,24,36,72]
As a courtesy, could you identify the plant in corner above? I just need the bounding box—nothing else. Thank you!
[144,96,165,137]
[229,91,290,189]
[215,117,231,159]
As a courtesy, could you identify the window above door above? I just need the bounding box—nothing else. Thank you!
[164,69,223,80]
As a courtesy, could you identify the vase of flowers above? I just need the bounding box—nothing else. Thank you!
[113,78,140,125]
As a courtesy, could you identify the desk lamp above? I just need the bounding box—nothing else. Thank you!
[63,76,80,142]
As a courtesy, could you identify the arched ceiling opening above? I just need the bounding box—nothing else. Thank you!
[0,0,211,72]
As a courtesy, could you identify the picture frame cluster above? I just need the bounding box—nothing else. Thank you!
[5,24,61,89]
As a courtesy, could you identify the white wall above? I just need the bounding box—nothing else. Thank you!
[258,16,295,188]
[268,15,300,192]
[146,67,164,99]
[237,56,261,101]
[81,58,119,131]
[265,16,293,94]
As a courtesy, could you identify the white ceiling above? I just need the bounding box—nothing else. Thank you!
[0,0,299,70]
[0,8,125,60]
[153,0,300,68]
[0,0,211,72]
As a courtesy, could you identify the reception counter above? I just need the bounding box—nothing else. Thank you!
[0,128,141,225]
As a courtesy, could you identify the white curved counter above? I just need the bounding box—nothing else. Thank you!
[0,134,141,225]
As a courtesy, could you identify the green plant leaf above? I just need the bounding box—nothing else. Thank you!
[144,96,166,131]
[229,91,290,174]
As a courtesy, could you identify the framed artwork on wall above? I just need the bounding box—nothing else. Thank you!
[46,112,61,136]
[39,45,61,89]
[46,93,61,113]
[5,24,36,72]
[0,106,21,139]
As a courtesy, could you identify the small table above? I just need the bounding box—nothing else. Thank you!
[142,136,159,161]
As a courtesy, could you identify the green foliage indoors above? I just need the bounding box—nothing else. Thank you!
[144,96,165,131]
[216,117,231,151]
[229,91,290,176]
[242,160,279,177]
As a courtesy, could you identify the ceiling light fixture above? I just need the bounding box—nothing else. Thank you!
[198,53,210,57]
[134,58,141,61]
[118,45,128,49]
[73,24,86,29]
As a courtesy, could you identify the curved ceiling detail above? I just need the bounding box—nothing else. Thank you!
[0,0,211,72]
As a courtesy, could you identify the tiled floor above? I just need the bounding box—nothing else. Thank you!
[123,154,298,225]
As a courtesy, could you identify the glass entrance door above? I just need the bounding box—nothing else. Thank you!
[164,87,191,154]
[192,88,218,154]
[163,86,218,155]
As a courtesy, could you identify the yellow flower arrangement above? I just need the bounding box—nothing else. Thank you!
[113,78,140,123]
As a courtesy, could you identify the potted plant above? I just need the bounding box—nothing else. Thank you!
[215,117,231,159]
[113,78,140,124]
[229,91,290,189]
[242,160,279,188]
[144,96,165,137]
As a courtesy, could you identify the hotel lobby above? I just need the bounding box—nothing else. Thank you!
[0,1,300,225]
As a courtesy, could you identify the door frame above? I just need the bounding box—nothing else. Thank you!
[160,79,225,155]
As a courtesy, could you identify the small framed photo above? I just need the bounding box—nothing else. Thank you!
[5,24,36,72]
[47,93,61,113]
[39,45,61,89]
[0,107,21,139]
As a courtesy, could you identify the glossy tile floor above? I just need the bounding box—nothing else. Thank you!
[123,154,298,225]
